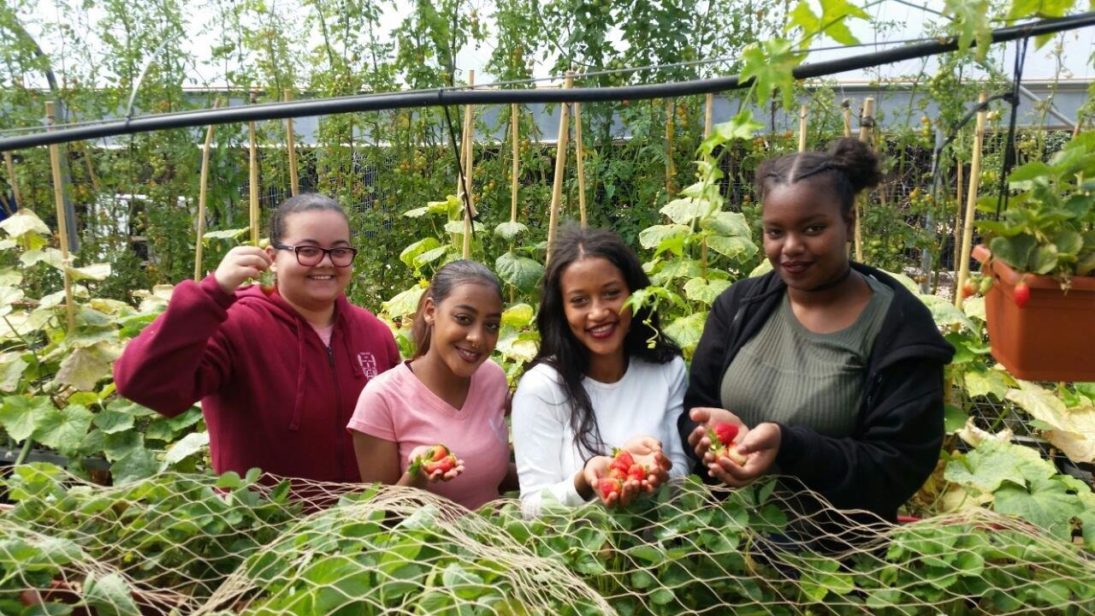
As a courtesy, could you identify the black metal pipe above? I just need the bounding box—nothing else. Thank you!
[2,12,1093,152]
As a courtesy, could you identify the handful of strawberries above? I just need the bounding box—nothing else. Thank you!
[707,422,747,466]
[597,449,649,501]
[408,444,459,479]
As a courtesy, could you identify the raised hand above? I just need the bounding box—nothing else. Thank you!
[213,246,272,294]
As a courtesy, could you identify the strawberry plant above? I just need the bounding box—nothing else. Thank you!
[977,131,1095,284]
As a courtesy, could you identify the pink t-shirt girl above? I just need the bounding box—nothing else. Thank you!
[347,360,509,510]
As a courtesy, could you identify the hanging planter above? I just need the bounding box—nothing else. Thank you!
[973,245,1095,382]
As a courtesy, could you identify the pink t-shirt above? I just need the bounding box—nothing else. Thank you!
[347,360,510,510]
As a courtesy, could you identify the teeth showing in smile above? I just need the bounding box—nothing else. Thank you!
[456,347,481,363]
[588,323,615,338]
[309,275,335,280]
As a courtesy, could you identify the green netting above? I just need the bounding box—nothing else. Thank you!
[2,463,1093,615]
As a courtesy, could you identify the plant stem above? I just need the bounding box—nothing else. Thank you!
[14,437,33,465]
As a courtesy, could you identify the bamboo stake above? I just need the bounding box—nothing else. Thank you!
[575,95,587,228]
[955,92,989,310]
[842,99,853,138]
[665,98,676,195]
[510,103,519,224]
[854,97,875,261]
[194,100,220,281]
[461,71,475,259]
[703,93,714,139]
[46,102,75,333]
[953,163,965,285]
[248,91,260,246]
[285,90,300,196]
[4,151,21,211]
[798,104,808,152]
[546,72,574,265]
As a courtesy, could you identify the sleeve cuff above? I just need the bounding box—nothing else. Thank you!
[773,422,805,469]
[199,274,237,309]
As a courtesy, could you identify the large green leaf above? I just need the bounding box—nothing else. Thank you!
[988,235,1036,271]
[701,211,751,238]
[994,478,1084,541]
[944,439,1055,493]
[493,221,529,242]
[162,431,210,467]
[663,313,706,352]
[660,198,707,226]
[683,277,732,305]
[0,395,52,442]
[35,405,94,456]
[382,286,426,319]
[495,252,544,293]
[54,345,115,392]
[111,447,160,484]
[638,224,690,255]
[740,39,803,108]
[706,235,758,261]
[501,303,534,329]
[944,0,992,59]
[399,237,441,269]
[92,408,135,435]
[0,352,27,392]
[84,571,141,616]
[963,369,1009,400]
[0,208,50,238]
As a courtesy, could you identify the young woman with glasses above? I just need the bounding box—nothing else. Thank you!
[348,260,515,510]
[114,193,400,483]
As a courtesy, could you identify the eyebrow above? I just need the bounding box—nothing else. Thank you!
[292,239,352,246]
[453,304,503,317]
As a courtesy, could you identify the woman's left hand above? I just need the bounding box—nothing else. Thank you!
[706,422,781,487]
[619,436,672,501]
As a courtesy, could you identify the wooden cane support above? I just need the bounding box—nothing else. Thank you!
[195,100,220,281]
[461,71,476,259]
[510,104,520,224]
[546,72,574,265]
[853,98,875,262]
[665,98,676,195]
[575,95,587,228]
[955,92,988,309]
[842,99,853,138]
[798,104,808,152]
[285,90,300,196]
[704,93,714,140]
[248,91,260,246]
[46,102,75,332]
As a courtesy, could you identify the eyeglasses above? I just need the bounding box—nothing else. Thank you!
[273,243,358,267]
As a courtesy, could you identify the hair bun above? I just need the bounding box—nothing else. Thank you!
[828,137,881,192]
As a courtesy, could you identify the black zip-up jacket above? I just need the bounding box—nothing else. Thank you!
[678,263,955,523]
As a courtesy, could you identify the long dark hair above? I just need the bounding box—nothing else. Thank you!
[754,137,882,215]
[534,225,680,459]
[411,260,503,359]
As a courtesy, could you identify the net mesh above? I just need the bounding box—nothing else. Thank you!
[2,463,1092,615]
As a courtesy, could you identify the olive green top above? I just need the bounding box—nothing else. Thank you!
[719,275,894,437]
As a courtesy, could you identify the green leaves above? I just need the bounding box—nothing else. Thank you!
[787,0,869,47]
[0,395,51,442]
[740,39,805,109]
[495,251,544,293]
[944,0,992,60]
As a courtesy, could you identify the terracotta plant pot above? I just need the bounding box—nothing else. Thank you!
[972,245,1095,382]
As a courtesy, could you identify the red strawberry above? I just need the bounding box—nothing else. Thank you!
[610,449,634,472]
[411,444,456,477]
[627,463,646,482]
[598,477,622,500]
[707,422,747,466]
[1013,280,1030,309]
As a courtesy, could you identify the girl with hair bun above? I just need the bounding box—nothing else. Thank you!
[680,138,954,524]
[348,260,514,510]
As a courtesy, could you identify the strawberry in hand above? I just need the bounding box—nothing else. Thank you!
[708,422,747,466]
[408,444,462,482]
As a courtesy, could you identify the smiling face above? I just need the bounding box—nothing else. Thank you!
[761,179,854,293]
[268,210,353,312]
[559,256,632,366]
[422,282,503,380]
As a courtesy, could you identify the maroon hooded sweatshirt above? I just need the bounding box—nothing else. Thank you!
[113,275,400,482]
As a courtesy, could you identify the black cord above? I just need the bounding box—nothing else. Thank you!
[995,37,1029,219]
[441,99,477,243]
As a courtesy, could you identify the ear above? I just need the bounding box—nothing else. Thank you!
[843,205,857,238]
[265,245,278,268]
[422,297,437,325]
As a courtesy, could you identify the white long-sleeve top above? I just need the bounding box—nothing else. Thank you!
[511,356,690,516]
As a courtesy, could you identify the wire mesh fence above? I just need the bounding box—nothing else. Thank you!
[2,463,1092,615]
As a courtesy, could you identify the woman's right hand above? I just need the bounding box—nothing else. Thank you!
[687,407,746,461]
[406,445,464,484]
[214,246,272,295]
